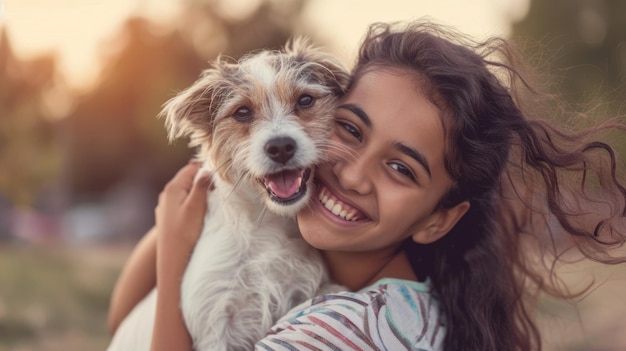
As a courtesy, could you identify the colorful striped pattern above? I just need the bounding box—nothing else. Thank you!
[256,278,445,351]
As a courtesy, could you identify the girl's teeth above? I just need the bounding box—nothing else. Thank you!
[326,198,335,209]
[318,186,360,221]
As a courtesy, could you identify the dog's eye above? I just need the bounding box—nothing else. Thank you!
[297,94,315,109]
[232,106,253,122]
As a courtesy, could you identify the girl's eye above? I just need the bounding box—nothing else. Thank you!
[337,121,362,141]
[297,94,315,109]
[389,162,416,181]
[232,106,253,122]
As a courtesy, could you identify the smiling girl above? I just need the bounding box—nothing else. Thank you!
[109,21,626,351]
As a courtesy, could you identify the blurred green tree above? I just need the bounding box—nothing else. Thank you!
[512,0,626,117]
[0,30,61,208]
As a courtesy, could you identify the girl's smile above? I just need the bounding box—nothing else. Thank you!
[315,180,370,224]
[297,68,466,255]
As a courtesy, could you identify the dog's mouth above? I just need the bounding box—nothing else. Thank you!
[260,168,311,204]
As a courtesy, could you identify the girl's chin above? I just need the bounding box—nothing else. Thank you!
[296,194,372,251]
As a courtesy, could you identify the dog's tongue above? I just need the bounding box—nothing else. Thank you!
[266,170,303,199]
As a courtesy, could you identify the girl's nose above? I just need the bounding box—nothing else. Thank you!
[332,155,373,195]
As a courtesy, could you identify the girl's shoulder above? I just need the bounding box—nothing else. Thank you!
[256,278,445,351]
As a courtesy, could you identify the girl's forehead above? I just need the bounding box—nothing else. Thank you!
[344,70,441,124]
[341,70,449,171]
[348,67,451,141]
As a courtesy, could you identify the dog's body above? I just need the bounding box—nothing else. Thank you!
[180,174,325,350]
[108,40,349,350]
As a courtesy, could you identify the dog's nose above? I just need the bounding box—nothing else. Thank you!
[265,137,297,164]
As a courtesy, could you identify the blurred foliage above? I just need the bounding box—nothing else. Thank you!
[512,0,626,118]
[0,31,61,208]
[1,0,309,210]
[62,18,200,198]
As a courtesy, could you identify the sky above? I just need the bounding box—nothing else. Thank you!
[1,0,529,90]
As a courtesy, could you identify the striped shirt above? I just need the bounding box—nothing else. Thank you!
[255,278,445,351]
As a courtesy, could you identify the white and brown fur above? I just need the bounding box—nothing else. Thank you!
[107,39,350,350]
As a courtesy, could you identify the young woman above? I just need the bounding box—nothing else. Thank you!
[109,21,626,350]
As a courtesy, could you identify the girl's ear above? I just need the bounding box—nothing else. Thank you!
[411,201,470,244]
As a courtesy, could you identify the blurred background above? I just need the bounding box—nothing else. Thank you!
[1,0,625,350]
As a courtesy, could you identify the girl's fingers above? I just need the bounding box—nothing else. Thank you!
[184,173,213,212]
[164,163,201,201]
[175,163,201,190]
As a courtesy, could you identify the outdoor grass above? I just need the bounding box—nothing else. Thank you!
[0,244,129,351]
[0,244,624,350]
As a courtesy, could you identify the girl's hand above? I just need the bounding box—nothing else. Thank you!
[155,162,214,251]
[151,162,214,351]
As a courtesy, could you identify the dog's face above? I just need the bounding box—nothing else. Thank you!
[161,39,350,215]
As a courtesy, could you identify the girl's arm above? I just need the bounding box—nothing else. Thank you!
[151,163,212,351]
[108,226,158,335]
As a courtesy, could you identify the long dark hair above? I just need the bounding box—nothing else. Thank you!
[353,21,626,351]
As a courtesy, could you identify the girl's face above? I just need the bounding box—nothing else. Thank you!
[297,69,468,256]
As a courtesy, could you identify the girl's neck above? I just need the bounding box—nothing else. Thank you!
[322,247,418,291]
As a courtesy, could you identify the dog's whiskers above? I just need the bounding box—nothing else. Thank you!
[212,158,233,175]
[209,159,239,204]
[255,206,268,228]
[225,172,247,203]
[316,140,359,163]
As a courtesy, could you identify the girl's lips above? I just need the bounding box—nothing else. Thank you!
[315,182,370,223]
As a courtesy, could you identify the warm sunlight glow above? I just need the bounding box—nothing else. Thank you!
[301,0,530,62]
[3,0,528,90]
[3,0,181,89]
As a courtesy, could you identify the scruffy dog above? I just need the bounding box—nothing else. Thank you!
[108,40,350,351]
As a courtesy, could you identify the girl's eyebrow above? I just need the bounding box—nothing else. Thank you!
[338,103,372,127]
[395,143,431,179]
[338,103,431,179]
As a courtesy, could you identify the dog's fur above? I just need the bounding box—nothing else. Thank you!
[107,40,350,351]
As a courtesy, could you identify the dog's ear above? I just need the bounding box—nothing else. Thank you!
[159,57,237,146]
[285,37,351,97]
